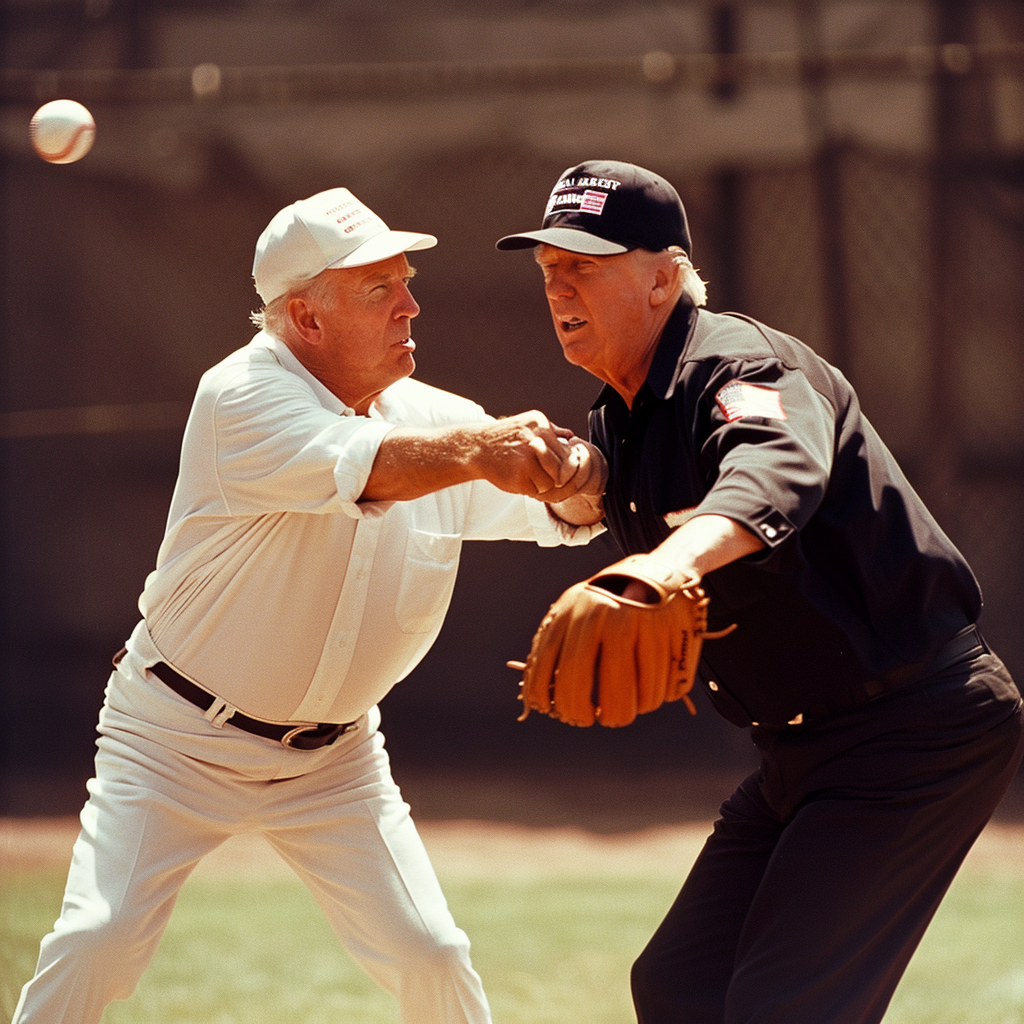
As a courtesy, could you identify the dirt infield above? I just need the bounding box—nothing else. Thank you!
[3,817,1022,880]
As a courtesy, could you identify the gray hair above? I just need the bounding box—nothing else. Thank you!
[250,271,339,336]
[668,246,708,308]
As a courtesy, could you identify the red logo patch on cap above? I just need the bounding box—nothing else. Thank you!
[579,189,609,215]
[715,381,787,422]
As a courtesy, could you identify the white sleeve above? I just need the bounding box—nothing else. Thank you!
[185,361,393,518]
[461,479,604,547]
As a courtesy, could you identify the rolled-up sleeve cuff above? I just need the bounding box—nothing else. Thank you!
[332,420,396,518]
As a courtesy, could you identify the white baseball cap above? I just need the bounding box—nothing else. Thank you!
[252,188,437,303]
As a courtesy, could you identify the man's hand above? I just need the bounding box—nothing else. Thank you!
[543,436,607,525]
[471,412,596,500]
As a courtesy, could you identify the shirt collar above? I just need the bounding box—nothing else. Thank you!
[590,300,698,413]
[254,331,357,418]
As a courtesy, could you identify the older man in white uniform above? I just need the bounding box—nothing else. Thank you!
[13,188,605,1024]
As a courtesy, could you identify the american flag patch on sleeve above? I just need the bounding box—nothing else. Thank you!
[715,381,787,422]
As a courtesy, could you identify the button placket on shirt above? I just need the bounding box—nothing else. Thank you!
[622,402,646,520]
[292,516,382,722]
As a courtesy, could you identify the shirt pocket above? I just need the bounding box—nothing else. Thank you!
[395,529,462,634]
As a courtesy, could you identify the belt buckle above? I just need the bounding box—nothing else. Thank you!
[281,723,346,750]
[280,724,335,749]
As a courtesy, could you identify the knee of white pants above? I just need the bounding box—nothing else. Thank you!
[36,896,162,1004]
[384,915,474,974]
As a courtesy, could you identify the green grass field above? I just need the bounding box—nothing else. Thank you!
[3,822,1022,1023]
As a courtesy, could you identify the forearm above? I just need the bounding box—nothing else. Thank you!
[650,513,766,583]
[360,425,480,502]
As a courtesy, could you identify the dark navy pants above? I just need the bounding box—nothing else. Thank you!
[631,648,1024,1024]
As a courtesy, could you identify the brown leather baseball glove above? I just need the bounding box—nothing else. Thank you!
[508,554,726,727]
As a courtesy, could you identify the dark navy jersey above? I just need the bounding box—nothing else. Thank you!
[589,301,981,727]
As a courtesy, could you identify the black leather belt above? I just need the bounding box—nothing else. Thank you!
[779,624,988,728]
[146,659,357,750]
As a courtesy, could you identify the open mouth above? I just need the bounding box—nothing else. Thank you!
[560,317,587,333]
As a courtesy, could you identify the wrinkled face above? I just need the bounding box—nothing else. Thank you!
[533,244,657,385]
[315,254,420,413]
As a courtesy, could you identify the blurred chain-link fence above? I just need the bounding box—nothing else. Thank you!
[2,10,1023,814]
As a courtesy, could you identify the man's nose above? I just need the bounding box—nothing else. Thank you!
[544,271,574,300]
[397,283,420,318]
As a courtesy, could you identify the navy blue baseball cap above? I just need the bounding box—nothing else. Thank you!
[496,159,691,256]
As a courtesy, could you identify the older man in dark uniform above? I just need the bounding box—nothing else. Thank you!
[497,159,1024,1024]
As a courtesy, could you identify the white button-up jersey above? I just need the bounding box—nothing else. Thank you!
[133,331,598,724]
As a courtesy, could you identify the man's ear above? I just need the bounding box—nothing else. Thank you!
[287,296,321,345]
[649,257,679,308]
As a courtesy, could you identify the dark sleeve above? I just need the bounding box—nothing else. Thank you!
[692,357,836,551]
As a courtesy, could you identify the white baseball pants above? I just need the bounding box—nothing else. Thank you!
[12,652,491,1024]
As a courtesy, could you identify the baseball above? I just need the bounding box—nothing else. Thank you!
[30,99,96,164]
